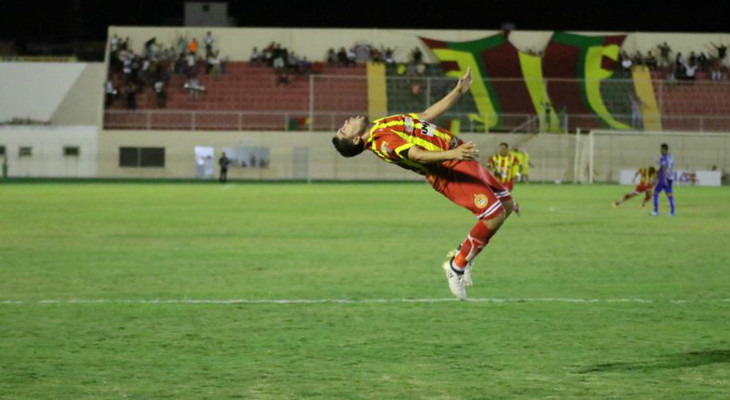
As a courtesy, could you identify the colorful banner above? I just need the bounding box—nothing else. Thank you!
[421,31,638,131]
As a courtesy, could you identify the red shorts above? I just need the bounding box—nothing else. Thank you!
[501,181,514,192]
[633,184,653,194]
[428,161,512,220]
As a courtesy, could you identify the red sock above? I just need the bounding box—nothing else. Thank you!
[453,222,494,269]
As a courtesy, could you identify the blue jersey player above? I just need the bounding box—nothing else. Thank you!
[651,143,676,216]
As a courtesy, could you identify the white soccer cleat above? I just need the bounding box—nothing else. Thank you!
[446,248,475,288]
[442,260,467,300]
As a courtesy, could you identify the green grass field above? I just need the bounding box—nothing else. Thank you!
[1,182,729,399]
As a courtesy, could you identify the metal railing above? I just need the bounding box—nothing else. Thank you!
[104,75,730,133]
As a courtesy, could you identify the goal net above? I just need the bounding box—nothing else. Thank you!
[580,130,730,184]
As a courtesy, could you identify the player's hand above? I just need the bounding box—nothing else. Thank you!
[456,67,472,95]
[453,141,479,161]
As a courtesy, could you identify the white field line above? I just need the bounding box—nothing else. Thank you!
[1,298,729,305]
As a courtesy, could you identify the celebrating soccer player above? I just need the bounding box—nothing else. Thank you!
[331,68,515,300]
[651,143,676,216]
[612,166,657,208]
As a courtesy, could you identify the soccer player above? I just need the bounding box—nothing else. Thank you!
[612,166,657,208]
[487,143,520,191]
[513,148,532,182]
[652,143,676,216]
[331,68,515,300]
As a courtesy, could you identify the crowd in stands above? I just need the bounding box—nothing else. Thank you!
[105,32,224,110]
[616,42,729,82]
[105,32,730,114]
[247,41,404,85]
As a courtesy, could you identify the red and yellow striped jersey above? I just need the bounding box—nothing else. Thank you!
[637,167,657,186]
[487,153,519,184]
[365,113,462,176]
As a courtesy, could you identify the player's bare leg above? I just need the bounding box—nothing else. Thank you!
[641,190,652,208]
[443,203,512,299]
[613,192,637,208]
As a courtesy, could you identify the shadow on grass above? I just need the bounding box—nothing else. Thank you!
[579,349,730,373]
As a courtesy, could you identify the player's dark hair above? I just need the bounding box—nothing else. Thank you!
[332,136,365,158]
[649,166,656,173]
[661,143,669,149]
[499,142,509,148]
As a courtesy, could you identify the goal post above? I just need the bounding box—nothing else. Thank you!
[583,129,730,184]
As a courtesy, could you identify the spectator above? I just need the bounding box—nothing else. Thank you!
[683,61,697,82]
[698,52,709,71]
[346,47,356,66]
[645,51,658,70]
[711,42,728,63]
[658,42,671,68]
[666,66,678,87]
[144,37,156,57]
[154,80,166,108]
[250,47,261,64]
[287,51,299,72]
[204,31,214,58]
[110,34,120,54]
[104,79,117,108]
[675,52,684,68]
[354,42,371,63]
[188,38,198,56]
[207,51,222,79]
[186,53,197,77]
[710,58,723,80]
[122,54,133,81]
[632,51,645,66]
[299,57,312,74]
[176,35,187,57]
[384,48,395,65]
[124,81,138,110]
[184,77,205,100]
[121,37,130,51]
[263,42,274,66]
[411,47,423,64]
[326,48,337,65]
[336,47,347,66]
[688,51,697,67]
[620,51,633,71]
[370,46,383,63]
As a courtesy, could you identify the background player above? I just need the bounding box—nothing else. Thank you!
[652,143,676,216]
[331,68,515,300]
[612,166,657,208]
[511,147,532,182]
[487,143,520,191]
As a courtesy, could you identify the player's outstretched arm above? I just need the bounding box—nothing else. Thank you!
[418,67,472,122]
[407,141,479,164]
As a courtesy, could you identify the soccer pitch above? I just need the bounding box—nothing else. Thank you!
[1,182,729,399]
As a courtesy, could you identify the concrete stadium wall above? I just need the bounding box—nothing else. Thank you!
[96,130,730,183]
[109,26,730,64]
[0,126,98,177]
[0,63,105,126]
[2,127,726,182]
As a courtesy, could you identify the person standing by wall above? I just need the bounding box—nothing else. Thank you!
[218,152,231,183]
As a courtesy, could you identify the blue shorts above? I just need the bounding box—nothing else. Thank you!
[655,179,673,194]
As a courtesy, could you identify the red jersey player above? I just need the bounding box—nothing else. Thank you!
[331,68,516,300]
[612,166,657,208]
